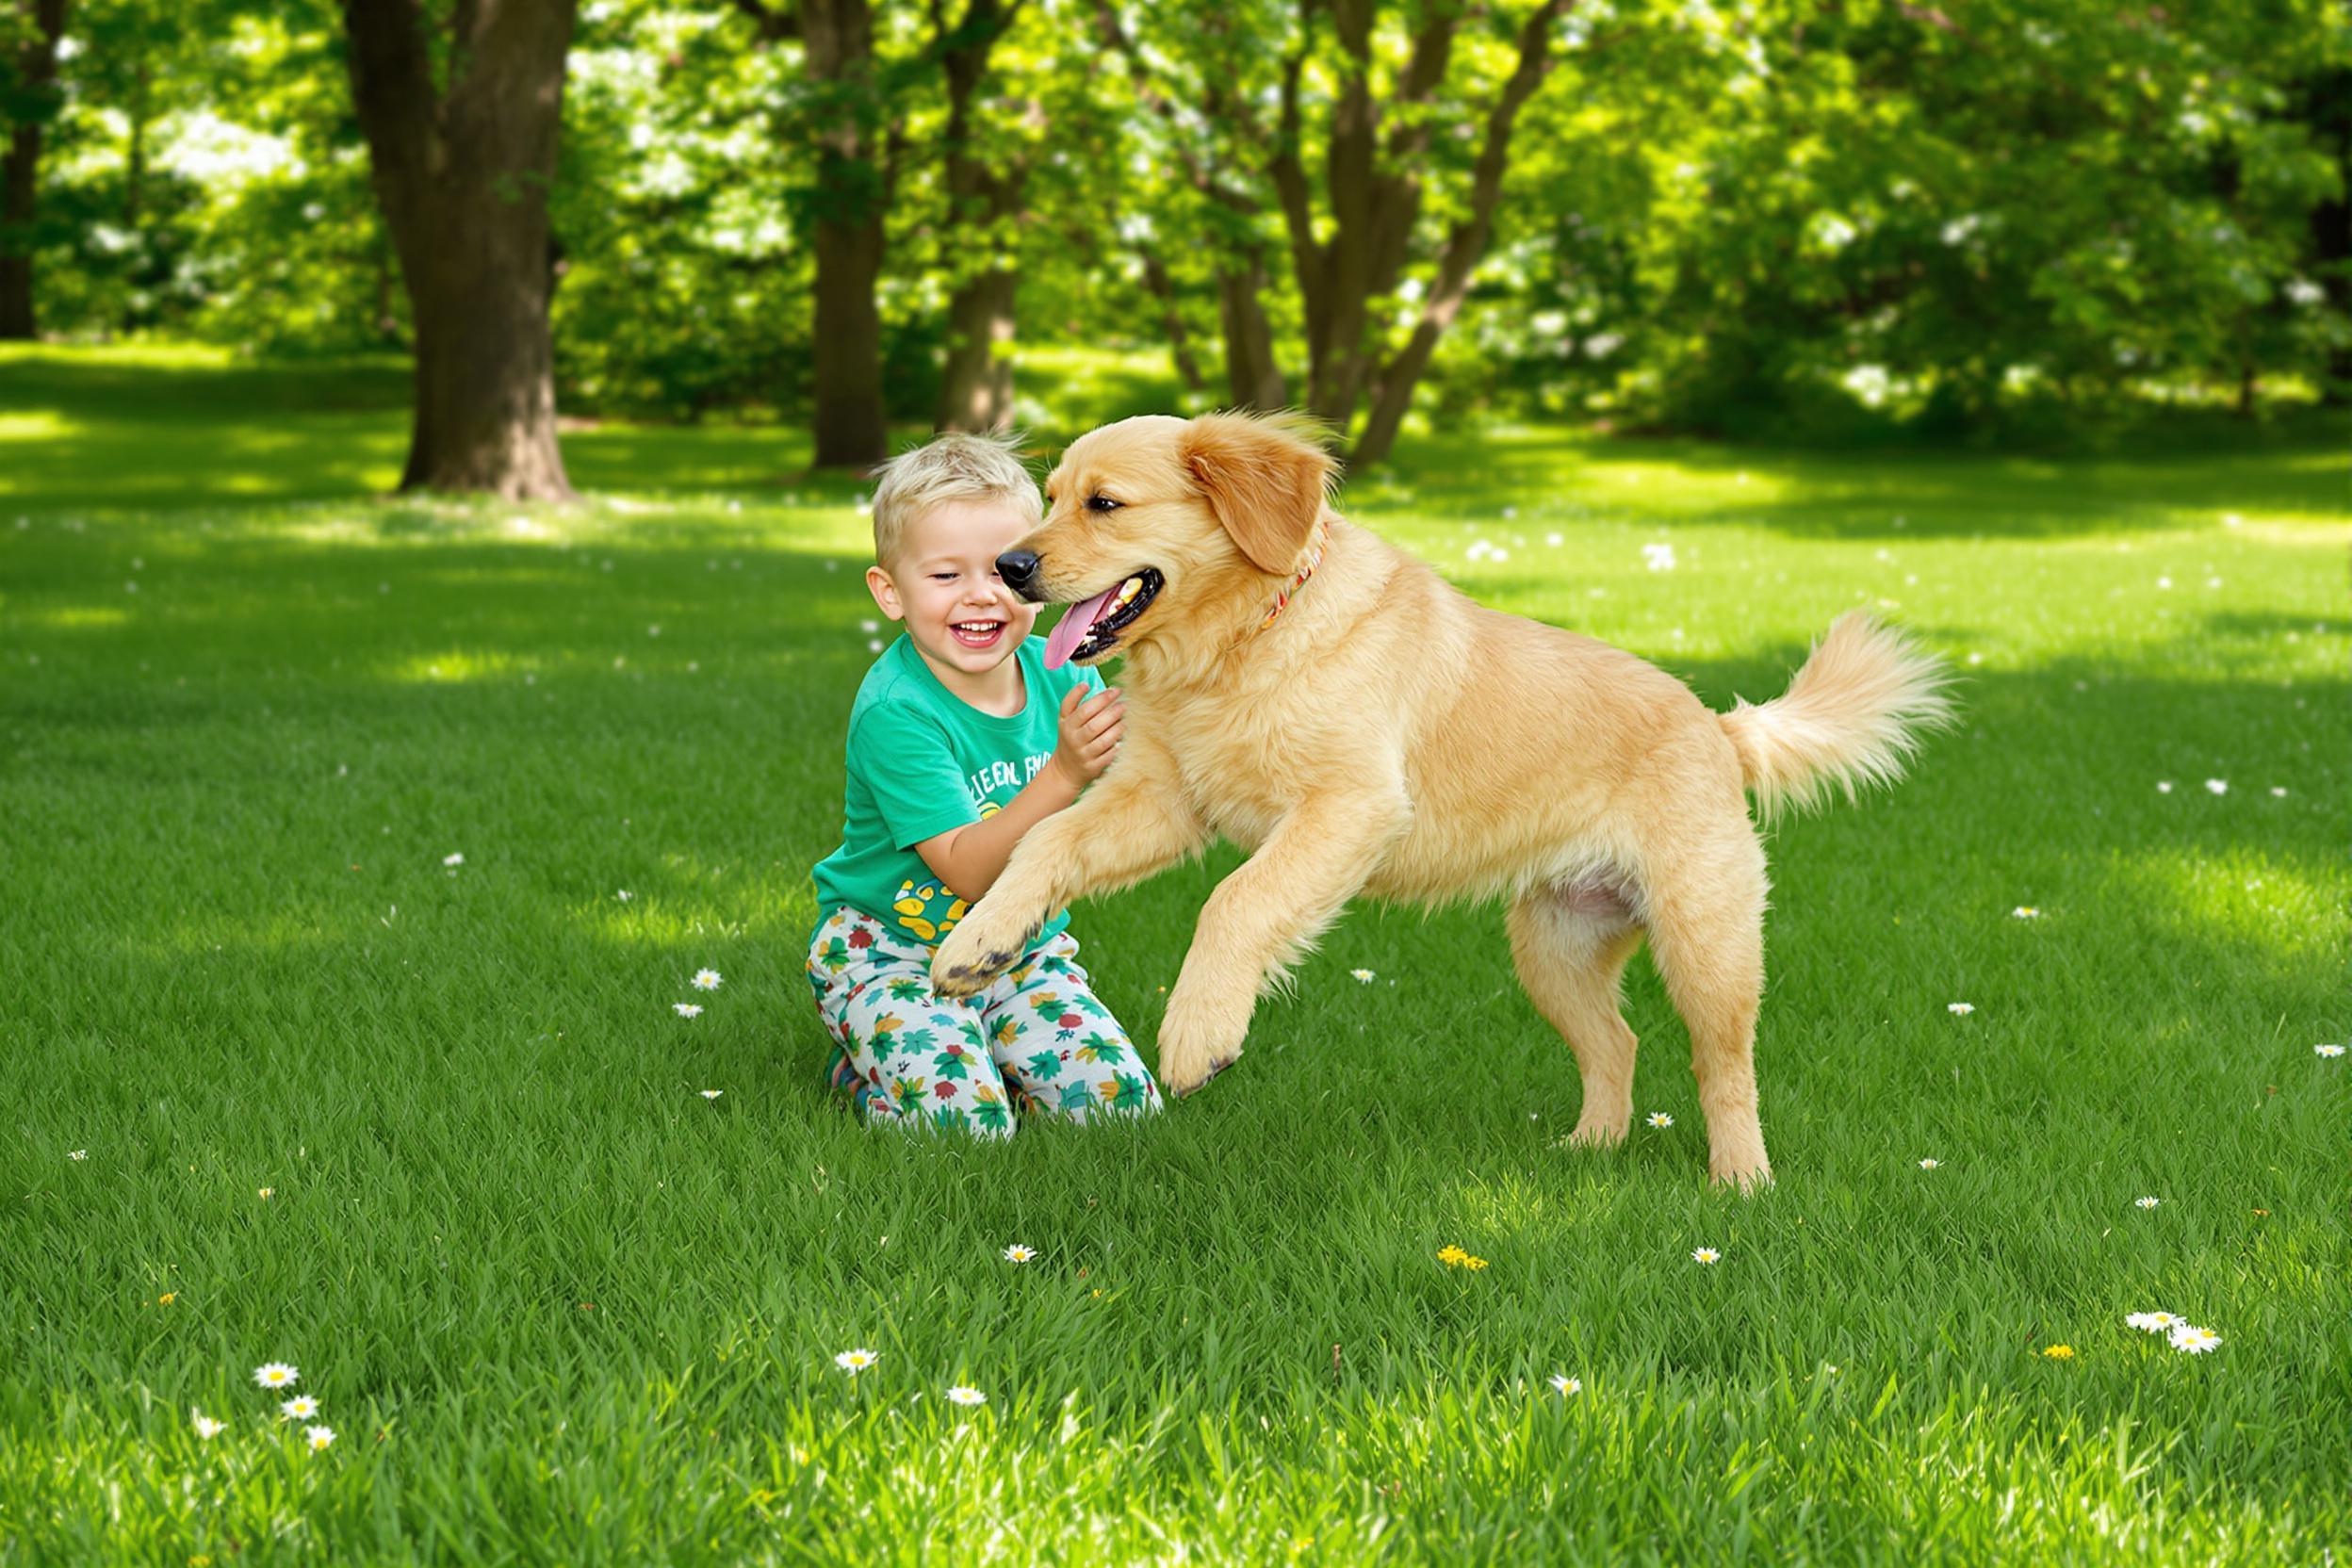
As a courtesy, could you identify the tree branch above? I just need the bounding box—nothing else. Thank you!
[724,0,800,42]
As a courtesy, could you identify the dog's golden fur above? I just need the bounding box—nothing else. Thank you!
[932,412,1952,1186]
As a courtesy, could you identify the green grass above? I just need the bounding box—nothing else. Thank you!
[1,345,2344,1564]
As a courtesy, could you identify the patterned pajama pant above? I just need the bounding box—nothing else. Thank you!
[806,906,1164,1136]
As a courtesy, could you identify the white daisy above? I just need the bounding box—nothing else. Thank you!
[2125,1312,2182,1333]
[2168,1325,2221,1354]
[1003,1244,1036,1264]
[1947,1002,1974,1015]
[945,1385,988,1406]
[2203,779,2227,795]
[1918,1158,1939,1169]
[692,969,723,991]
[442,852,465,866]
[1691,1247,1721,1265]
[253,1363,299,1389]
[2012,906,2039,919]
[2134,1196,2160,1210]
[1548,1374,1581,1396]
[616,890,634,902]
[1349,968,1376,983]
[2314,1043,2345,1058]
[1642,542,1677,571]
[2269,787,2286,798]
[191,1409,225,1440]
[304,1424,335,1450]
[1646,1112,1674,1129]
[700,1089,724,1100]
[673,1003,703,1019]
[68,1149,87,1160]
[281,1396,318,1420]
[834,1348,878,1375]
[2156,781,2174,793]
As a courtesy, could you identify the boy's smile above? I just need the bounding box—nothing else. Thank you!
[868,499,1042,710]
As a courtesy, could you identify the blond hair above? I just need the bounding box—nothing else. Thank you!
[869,432,1040,566]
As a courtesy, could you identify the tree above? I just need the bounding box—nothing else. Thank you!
[339,0,580,498]
[0,0,67,338]
[1108,0,1577,465]
[930,0,1026,433]
[725,0,893,468]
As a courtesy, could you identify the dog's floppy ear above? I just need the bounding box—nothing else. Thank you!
[1180,412,1335,574]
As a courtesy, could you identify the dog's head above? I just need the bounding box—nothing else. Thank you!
[1003,412,1336,670]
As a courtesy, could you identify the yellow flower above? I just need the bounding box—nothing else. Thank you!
[157,1292,176,1305]
[2042,1344,2075,1360]
[1462,1256,1489,1270]
[1436,1245,1467,1265]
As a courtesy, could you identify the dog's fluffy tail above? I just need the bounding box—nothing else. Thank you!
[1718,613,1954,821]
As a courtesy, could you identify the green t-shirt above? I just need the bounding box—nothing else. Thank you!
[810,633,1104,950]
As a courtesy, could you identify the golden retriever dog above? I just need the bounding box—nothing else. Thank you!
[931,412,1950,1186]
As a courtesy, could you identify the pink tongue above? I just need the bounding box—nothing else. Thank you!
[1044,584,1119,669]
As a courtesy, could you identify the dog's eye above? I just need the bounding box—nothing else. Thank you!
[1084,495,1122,514]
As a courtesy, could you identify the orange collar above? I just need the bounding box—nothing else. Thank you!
[1255,517,1330,634]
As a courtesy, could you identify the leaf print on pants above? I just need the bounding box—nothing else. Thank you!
[808,906,1163,1136]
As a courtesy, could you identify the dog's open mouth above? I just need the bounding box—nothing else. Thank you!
[1043,568,1163,668]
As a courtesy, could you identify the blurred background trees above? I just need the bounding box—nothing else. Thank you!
[2,0,2344,490]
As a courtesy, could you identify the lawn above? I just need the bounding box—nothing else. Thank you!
[1,344,2344,1564]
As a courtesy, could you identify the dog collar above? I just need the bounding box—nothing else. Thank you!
[1256,516,1330,634]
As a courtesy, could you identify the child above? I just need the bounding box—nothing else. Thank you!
[807,433,1165,1136]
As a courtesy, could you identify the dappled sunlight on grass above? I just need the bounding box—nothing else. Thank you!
[18,605,132,630]
[384,649,531,685]
[2110,844,2344,965]
[0,411,82,441]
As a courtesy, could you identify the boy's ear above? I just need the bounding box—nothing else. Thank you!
[866,564,905,621]
[1180,412,1335,573]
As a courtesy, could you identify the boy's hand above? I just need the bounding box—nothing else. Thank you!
[1049,684,1124,790]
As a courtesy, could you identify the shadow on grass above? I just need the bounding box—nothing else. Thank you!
[1373,418,2350,540]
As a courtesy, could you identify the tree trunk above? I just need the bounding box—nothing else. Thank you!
[0,0,67,341]
[1271,0,1458,433]
[801,0,889,467]
[2306,70,2352,404]
[340,0,578,499]
[1217,252,1286,410]
[1349,0,1573,466]
[123,60,147,225]
[933,0,1023,434]
[1136,250,1204,392]
[936,262,1017,432]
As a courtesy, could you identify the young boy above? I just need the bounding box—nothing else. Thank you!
[807,433,1164,1136]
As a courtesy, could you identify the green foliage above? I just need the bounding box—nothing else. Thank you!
[1518,0,2352,436]
[8,0,2348,433]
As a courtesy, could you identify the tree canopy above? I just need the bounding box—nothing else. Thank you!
[5,0,2344,486]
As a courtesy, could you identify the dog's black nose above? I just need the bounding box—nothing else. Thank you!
[996,549,1041,597]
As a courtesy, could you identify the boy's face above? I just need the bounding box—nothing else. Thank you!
[867,498,1041,679]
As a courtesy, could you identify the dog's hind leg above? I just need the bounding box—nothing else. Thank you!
[1508,884,1644,1150]
[1640,834,1772,1190]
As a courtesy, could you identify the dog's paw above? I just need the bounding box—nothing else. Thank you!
[1167,1052,1239,1099]
[1155,1000,1247,1097]
[930,912,1037,998]
[1561,1117,1628,1151]
[1708,1155,1773,1194]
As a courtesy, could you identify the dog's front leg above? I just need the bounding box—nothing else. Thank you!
[1157,786,1410,1095]
[932,747,1208,998]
